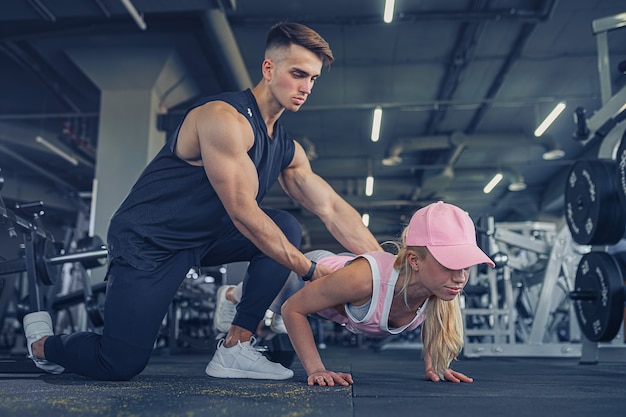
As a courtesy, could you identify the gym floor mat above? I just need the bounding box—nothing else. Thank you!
[1,347,625,417]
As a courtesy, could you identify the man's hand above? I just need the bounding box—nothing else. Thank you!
[309,263,333,281]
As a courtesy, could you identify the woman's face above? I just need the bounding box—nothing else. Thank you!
[417,250,469,301]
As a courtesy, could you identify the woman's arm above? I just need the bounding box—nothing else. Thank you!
[281,258,373,386]
[422,327,473,383]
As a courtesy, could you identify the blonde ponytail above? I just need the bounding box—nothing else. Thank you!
[422,295,464,376]
[394,236,465,377]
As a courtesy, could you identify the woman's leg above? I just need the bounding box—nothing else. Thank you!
[267,249,337,314]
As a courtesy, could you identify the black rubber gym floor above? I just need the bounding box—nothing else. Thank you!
[1,347,626,417]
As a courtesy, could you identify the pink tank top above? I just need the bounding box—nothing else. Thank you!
[316,251,428,337]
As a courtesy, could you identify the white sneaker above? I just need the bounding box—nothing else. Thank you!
[205,337,293,380]
[213,285,237,333]
[23,312,65,374]
[270,314,287,334]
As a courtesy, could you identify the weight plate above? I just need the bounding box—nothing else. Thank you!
[615,127,626,210]
[564,159,625,245]
[75,235,107,269]
[572,252,625,342]
[265,333,296,368]
[36,238,61,285]
[86,293,105,327]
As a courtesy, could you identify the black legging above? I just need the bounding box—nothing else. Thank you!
[45,209,301,380]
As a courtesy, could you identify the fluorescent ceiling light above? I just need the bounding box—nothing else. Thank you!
[35,135,79,166]
[365,176,374,196]
[483,172,503,194]
[534,101,566,137]
[539,135,565,160]
[508,178,527,192]
[382,155,401,166]
[120,0,146,30]
[383,0,395,23]
[542,148,565,160]
[362,213,370,227]
[371,107,382,142]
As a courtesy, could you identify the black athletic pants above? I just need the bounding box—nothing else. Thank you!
[45,209,301,380]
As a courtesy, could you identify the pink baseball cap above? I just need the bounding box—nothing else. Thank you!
[406,201,495,270]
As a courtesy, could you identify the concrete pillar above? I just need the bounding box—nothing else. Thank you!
[92,88,162,242]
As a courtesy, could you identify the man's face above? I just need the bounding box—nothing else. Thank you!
[265,44,323,112]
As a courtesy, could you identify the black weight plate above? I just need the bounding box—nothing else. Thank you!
[75,235,107,269]
[573,252,625,342]
[265,333,296,368]
[36,238,61,285]
[615,127,626,210]
[86,293,105,327]
[564,159,625,245]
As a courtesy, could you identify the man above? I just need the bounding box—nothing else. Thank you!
[23,22,381,381]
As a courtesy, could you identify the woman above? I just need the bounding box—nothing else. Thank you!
[280,201,494,386]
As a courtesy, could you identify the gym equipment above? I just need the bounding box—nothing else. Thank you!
[463,220,585,358]
[0,193,107,291]
[564,159,625,245]
[0,172,108,347]
[156,266,295,366]
[0,185,55,314]
[569,251,626,342]
[614,128,626,210]
[257,311,296,367]
[570,13,626,364]
[0,225,108,293]
[158,267,221,353]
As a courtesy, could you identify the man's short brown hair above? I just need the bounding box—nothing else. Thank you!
[266,22,334,67]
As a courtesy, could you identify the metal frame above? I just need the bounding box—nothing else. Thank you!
[592,13,626,104]
[576,12,626,364]
[463,221,585,358]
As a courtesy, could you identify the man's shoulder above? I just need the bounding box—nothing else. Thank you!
[191,93,252,128]
[189,90,249,113]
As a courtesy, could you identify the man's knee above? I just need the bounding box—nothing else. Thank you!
[105,357,149,381]
[99,341,152,381]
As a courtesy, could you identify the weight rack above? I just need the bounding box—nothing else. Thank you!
[463,220,585,358]
[563,13,626,364]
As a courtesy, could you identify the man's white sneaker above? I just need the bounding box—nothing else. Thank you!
[23,311,65,374]
[205,337,293,380]
[213,285,237,333]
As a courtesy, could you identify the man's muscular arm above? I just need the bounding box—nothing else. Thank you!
[279,141,382,255]
[194,103,313,276]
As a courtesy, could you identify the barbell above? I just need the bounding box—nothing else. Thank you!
[570,251,626,342]
[0,235,107,286]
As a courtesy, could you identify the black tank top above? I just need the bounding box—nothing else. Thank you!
[107,89,295,271]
